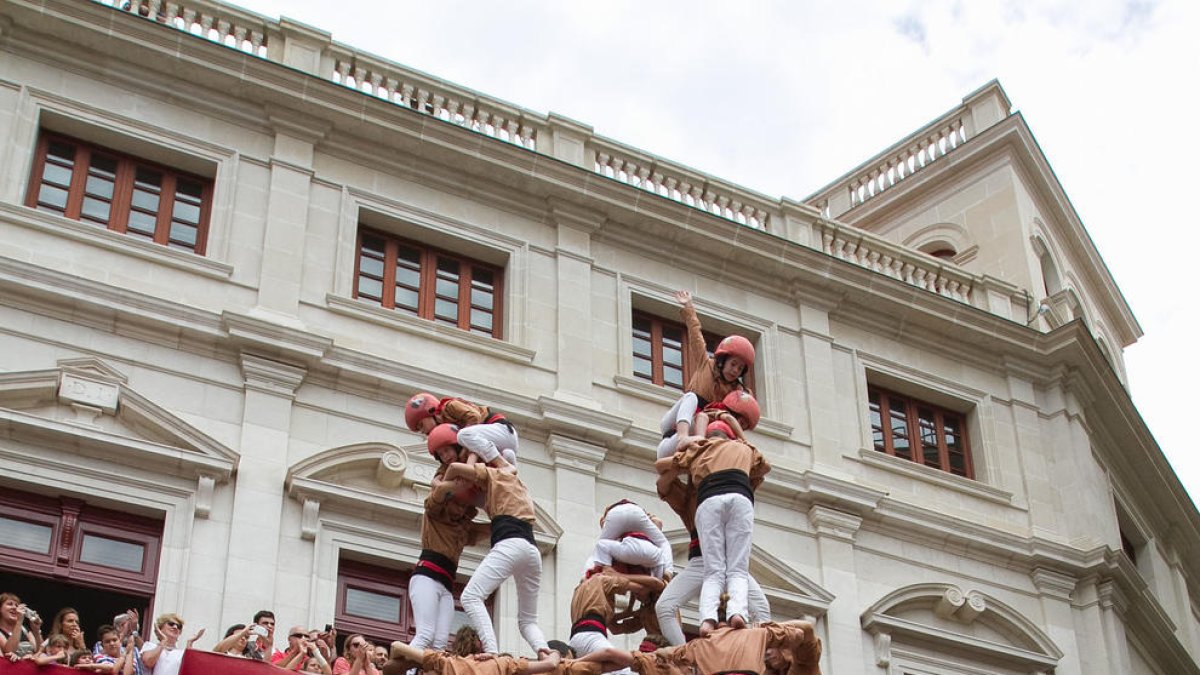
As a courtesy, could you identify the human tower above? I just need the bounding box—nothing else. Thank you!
[390,291,822,675]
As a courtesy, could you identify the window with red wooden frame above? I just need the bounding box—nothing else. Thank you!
[26,132,212,255]
[335,557,487,650]
[354,228,504,339]
[868,386,973,478]
[632,310,755,393]
[0,487,163,597]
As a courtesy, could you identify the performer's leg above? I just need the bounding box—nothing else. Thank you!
[657,557,704,645]
[512,540,550,653]
[462,540,521,653]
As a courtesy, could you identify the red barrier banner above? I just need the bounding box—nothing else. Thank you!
[0,651,280,675]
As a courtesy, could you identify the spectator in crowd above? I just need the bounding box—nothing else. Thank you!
[331,633,378,675]
[252,610,278,659]
[213,624,257,659]
[301,639,332,675]
[273,625,315,671]
[370,644,388,671]
[303,654,331,674]
[306,628,334,663]
[51,607,88,652]
[93,624,123,671]
[140,613,203,675]
[69,648,97,667]
[32,633,71,666]
[1,592,43,659]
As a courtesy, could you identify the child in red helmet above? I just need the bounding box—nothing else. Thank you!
[655,419,770,636]
[656,291,756,460]
[406,393,518,468]
[409,436,491,652]
[443,452,549,656]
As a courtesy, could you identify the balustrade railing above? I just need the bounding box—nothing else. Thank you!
[589,138,773,229]
[94,0,269,57]
[816,220,975,304]
[85,1,1022,319]
[805,84,1009,220]
[326,45,544,151]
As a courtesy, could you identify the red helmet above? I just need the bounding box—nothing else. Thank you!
[714,335,755,373]
[405,392,439,432]
[706,420,735,439]
[722,390,761,431]
[426,423,461,458]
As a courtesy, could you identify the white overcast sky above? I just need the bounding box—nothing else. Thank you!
[229,0,1199,505]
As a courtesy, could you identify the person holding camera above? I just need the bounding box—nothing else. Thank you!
[0,593,43,660]
[274,625,331,673]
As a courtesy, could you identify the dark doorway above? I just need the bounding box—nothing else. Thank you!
[0,569,151,645]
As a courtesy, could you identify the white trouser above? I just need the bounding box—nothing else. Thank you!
[591,537,662,569]
[457,422,519,467]
[461,537,548,654]
[568,631,632,675]
[695,493,754,624]
[658,392,699,438]
[407,574,456,650]
[656,556,771,645]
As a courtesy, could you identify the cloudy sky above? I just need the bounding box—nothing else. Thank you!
[229,0,1198,503]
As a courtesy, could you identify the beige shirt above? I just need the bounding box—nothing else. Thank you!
[438,398,491,428]
[649,623,821,675]
[464,464,536,523]
[569,572,634,625]
[421,651,528,675]
[420,481,480,561]
[672,438,771,489]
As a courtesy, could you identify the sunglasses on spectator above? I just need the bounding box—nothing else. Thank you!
[165,621,183,629]
[349,641,364,649]
[290,633,307,639]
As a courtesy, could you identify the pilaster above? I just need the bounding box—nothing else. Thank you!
[548,199,605,408]
[548,434,608,636]
[221,353,307,630]
[543,114,594,169]
[1031,567,1082,674]
[251,110,330,325]
[796,296,840,467]
[270,17,333,78]
[808,505,865,675]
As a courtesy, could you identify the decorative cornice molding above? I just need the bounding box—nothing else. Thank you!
[807,504,863,542]
[538,395,631,447]
[239,353,307,397]
[547,434,608,475]
[1031,567,1078,600]
[223,311,332,363]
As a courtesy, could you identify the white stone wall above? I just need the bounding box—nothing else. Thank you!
[0,2,1195,674]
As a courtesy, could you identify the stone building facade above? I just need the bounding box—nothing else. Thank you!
[0,2,1196,674]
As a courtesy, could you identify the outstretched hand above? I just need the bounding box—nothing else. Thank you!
[673,290,692,306]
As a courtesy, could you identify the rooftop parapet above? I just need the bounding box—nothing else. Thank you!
[804,81,1013,220]
[90,0,1027,323]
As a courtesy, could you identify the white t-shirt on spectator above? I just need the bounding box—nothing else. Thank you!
[140,641,185,675]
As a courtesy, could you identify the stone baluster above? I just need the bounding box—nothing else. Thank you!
[662,176,677,200]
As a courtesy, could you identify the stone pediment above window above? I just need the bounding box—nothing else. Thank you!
[0,357,238,482]
[862,583,1062,674]
[286,443,562,553]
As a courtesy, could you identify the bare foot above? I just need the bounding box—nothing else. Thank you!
[729,614,746,629]
[699,619,717,637]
